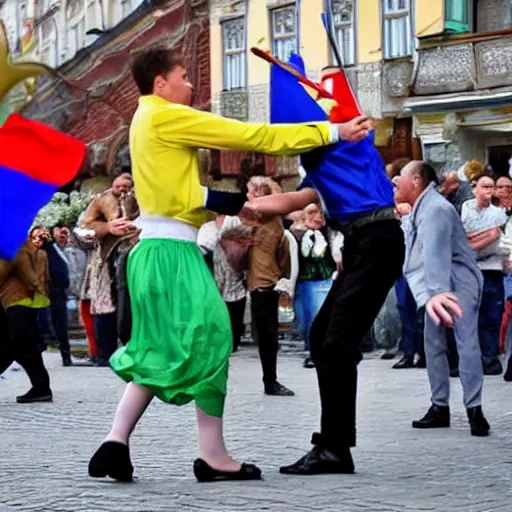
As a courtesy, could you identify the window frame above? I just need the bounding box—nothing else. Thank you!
[445,0,470,33]
[221,15,247,91]
[382,0,414,60]
[270,3,299,63]
[330,0,357,67]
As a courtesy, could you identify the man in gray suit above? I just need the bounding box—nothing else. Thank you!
[393,161,490,437]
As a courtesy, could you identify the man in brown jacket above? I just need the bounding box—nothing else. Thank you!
[0,239,52,403]
[246,177,293,396]
[81,173,139,365]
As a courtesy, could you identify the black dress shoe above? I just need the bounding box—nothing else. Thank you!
[303,356,315,369]
[16,388,53,403]
[193,458,262,482]
[88,441,133,482]
[412,404,450,429]
[483,359,503,376]
[264,381,295,396]
[450,368,459,378]
[504,357,512,382]
[467,406,490,437]
[392,356,414,369]
[280,446,354,475]
[414,357,427,368]
[380,349,396,360]
[62,357,72,367]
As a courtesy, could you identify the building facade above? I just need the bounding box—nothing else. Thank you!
[0,0,211,184]
[406,0,512,175]
[210,0,512,182]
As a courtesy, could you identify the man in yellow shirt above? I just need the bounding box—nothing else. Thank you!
[88,47,371,484]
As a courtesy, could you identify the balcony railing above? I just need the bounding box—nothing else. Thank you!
[413,30,512,96]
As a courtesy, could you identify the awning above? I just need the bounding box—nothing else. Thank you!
[404,90,512,114]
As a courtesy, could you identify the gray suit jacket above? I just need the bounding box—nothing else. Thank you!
[404,183,482,308]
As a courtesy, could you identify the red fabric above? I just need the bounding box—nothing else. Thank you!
[320,70,361,123]
[500,299,511,354]
[80,300,98,358]
[0,114,86,186]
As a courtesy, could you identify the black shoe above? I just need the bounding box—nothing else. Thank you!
[483,359,503,376]
[380,349,396,360]
[264,381,295,396]
[392,356,414,369]
[88,441,133,482]
[450,368,459,378]
[414,357,427,369]
[303,356,315,369]
[16,388,53,403]
[88,356,98,365]
[193,458,262,482]
[504,357,512,382]
[97,359,110,367]
[467,406,490,437]
[280,446,354,475]
[62,358,72,367]
[412,405,450,429]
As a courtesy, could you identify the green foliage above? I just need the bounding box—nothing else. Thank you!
[34,191,93,229]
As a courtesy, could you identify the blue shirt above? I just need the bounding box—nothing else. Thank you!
[299,132,394,223]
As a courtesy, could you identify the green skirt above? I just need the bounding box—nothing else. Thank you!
[109,239,232,417]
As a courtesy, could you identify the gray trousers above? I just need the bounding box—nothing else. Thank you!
[423,272,484,409]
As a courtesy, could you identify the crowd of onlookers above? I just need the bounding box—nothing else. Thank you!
[2,158,511,404]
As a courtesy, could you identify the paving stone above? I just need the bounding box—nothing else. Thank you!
[0,349,511,511]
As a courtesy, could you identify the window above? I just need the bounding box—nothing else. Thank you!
[331,0,356,66]
[382,0,413,59]
[445,0,470,33]
[222,17,246,90]
[122,0,136,17]
[271,5,298,62]
[66,0,86,59]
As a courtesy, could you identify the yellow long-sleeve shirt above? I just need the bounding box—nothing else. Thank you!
[129,95,334,227]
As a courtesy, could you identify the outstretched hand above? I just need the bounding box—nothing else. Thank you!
[338,116,373,143]
[426,292,463,328]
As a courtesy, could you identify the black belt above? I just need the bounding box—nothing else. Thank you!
[330,207,397,236]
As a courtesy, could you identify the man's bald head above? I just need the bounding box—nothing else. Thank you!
[392,160,438,206]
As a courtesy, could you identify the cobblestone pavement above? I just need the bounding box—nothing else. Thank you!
[0,349,511,512]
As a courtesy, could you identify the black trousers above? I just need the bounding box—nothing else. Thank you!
[251,288,279,386]
[115,251,132,346]
[226,297,246,352]
[0,306,51,393]
[310,220,404,453]
[50,287,71,359]
[94,312,119,363]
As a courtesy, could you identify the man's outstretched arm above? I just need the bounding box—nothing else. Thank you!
[243,188,319,218]
[155,105,372,156]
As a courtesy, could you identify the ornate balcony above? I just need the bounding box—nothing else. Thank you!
[413,30,512,96]
[220,89,249,121]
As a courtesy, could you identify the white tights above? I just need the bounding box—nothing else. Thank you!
[105,382,240,471]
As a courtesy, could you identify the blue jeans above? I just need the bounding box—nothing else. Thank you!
[395,275,424,359]
[479,271,504,366]
[294,279,332,351]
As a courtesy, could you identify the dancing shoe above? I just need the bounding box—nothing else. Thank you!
[412,405,450,429]
[392,356,414,369]
[264,381,295,396]
[16,388,53,403]
[280,445,354,475]
[193,459,262,482]
[88,441,133,482]
[467,406,490,437]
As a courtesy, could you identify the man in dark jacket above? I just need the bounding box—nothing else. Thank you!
[47,224,72,366]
